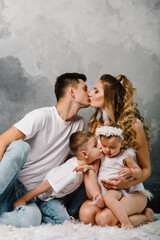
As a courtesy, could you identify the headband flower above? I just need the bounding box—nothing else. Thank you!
[96,125,124,140]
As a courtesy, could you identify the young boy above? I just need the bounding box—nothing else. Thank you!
[13,131,104,218]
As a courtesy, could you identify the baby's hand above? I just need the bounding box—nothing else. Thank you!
[73,165,95,173]
[13,197,27,209]
[94,193,105,209]
[118,167,132,178]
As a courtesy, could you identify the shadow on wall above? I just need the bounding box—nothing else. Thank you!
[0,56,55,133]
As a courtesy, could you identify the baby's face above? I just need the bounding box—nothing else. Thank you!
[86,136,104,164]
[100,136,123,158]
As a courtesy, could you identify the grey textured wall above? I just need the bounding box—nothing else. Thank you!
[0,0,160,183]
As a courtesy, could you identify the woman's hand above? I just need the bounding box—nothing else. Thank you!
[100,176,134,190]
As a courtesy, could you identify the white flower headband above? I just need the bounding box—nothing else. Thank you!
[96,125,124,140]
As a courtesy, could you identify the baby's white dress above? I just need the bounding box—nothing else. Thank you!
[98,148,152,199]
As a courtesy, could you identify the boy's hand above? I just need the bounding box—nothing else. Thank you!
[73,165,95,173]
[13,197,27,209]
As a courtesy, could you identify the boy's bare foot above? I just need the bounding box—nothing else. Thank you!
[95,195,105,208]
[144,208,158,222]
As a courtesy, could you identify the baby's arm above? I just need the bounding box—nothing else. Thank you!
[119,156,142,179]
[83,159,105,208]
[13,180,51,208]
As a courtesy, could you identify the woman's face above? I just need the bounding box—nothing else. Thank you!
[89,80,105,110]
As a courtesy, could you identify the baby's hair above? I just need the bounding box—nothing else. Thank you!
[69,131,94,156]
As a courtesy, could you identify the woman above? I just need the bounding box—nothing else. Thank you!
[79,74,156,227]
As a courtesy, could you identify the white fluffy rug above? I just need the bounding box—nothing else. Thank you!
[0,219,160,240]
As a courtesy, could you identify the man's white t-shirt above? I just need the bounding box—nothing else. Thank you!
[38,157,83,201]
[14,106,85,191]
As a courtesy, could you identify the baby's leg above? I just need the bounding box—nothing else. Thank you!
[104,190,134,229]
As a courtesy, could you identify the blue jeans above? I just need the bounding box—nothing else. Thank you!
[37,182,87,225]
[0,140,42,227]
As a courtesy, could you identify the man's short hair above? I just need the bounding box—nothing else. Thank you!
[54,72,87,101]
[69,131,93,157]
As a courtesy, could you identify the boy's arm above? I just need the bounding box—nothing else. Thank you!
[0,126,25,161]
[13,180,51,208]
[119,156,142,179]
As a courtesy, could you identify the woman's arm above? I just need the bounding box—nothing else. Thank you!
[13,180,51,208]
[101,122,151,189]
[119,155,142,179]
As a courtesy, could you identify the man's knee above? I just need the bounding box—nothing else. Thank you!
[10,140,30,165]
[16,204,42,227]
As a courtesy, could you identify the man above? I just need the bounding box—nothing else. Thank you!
[0,72,89,227]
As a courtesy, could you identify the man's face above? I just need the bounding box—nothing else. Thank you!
[73,79,90,108]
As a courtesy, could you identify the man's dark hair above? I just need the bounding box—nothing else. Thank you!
[54,72,87,101]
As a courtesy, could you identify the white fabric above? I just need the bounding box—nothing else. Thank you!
[14,106,85,191]
[98,148,147,197]
[38,157,83,201]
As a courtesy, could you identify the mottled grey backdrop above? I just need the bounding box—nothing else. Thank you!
[0,0,160,184]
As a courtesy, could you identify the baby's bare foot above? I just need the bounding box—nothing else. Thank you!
[95,195,105,208]
[144,208,158,222]
[125,223,134,230]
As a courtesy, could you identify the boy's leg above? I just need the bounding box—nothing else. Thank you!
[104,190,133,228]
[37,198,70,225]
[66,182,87,218]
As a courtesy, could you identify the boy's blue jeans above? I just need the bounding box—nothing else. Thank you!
[0,140,42,227]
[0,140,87,227]
[37,182,87,225]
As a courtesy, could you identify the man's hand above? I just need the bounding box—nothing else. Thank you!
[13,197,27,209]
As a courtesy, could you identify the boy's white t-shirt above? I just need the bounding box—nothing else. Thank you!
[14,106,85,191]
[38,157,83,201]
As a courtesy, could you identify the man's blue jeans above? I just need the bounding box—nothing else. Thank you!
[0,140,42,227]
[37,182,87,225]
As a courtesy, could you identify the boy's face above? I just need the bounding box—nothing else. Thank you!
[100,136,123,158]
[73,79,90,108]
[85,136,104,163]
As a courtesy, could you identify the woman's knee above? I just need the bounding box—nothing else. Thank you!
[79,202,98,225]
[96,208,118,227]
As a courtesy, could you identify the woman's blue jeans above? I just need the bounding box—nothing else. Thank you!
[0,140,42,227]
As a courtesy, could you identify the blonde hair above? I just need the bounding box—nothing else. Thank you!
[88,74,151,151]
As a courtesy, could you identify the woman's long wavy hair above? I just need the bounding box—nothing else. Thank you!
[88,74,151,151]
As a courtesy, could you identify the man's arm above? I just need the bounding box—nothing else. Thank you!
[0,126,26,161]
[13,180,51,208]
